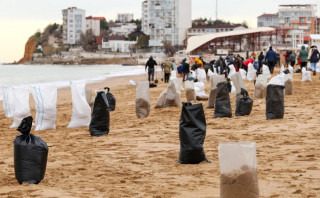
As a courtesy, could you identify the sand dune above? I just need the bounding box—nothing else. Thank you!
[1,68,320,197]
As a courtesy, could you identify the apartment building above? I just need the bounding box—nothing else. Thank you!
[109,23,137,37]
[62,7,86,45]
[257,14,279,27]
[86,16,105,36]
[141,0,192,49]
[117,14,134,23]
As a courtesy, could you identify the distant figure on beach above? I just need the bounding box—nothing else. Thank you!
[258,51,264,72]
[145,56,158,82]
[265,46,277,74]
[309,45,319,75]
[162,59,173,83]
[297,46,308,70]
[289,51,296,68]
[171,59,176,70]
[182,58,190,81]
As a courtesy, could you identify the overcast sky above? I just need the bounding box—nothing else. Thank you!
[0,0,319,63]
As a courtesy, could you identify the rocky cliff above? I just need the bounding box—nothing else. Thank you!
[18,36,38,64]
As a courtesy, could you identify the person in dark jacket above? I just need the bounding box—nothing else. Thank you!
[258,51,264,72]
[265,46,277,74]
[297,45,308,70]
[145,56,158,82]
[289,51,296,68]
[309,46,319,75]
[181,58,190,81]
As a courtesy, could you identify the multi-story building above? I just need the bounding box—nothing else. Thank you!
[109,23,137,37]
[257,13,279,27]
[62,7,86,45]
[187,25,246,36]
[86,16,105,36]
[102,35,136,53]
[117,14,134,23]
[141,0,192,49]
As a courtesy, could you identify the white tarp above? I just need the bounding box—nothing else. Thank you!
[67,82,91,128]
[31,84,57,131]
[10,86,31,128]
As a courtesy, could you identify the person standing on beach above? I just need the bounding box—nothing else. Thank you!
[289,51,296,68]
[162,59,173,83]
[309,46,319,75]
[297,46,308,70]
[145,56,158,82]
[181,58,190,81]
[265,46,277,74]
[258,51,264,72]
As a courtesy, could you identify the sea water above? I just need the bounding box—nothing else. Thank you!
[0,64,146,100]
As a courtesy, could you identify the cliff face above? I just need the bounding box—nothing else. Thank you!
[18,36,38,64]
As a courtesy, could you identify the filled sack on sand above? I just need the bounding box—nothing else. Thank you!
[228,65,236,79]
[185,80,196,102]
[197,68,207,84]
[194,82,208,98]
[14,116,48,185]
[284,74,293,95]
[268,73,285,86]
[214,81,232,118]
[10,86,31,128]
[104,87,116,111]
[31,84,57,131]
[164,79,182,107]
[2,86,14,118]
[179,103,208,164]
[135,81,150,118]
[316,63,320,73]
[230,72,246,99]
[219,142,259,198]
[89,91,110,136]
[207,75,225,108]
[67,82,91,128]
[301,68,312,82]
[254,75,268,98]
[288,65,294,74]
[239,69,247,80]
[262,65,271,78]
[247,63,257,81]
[235,88,253,116]
[154,89,167,108]
[266,84,285,120]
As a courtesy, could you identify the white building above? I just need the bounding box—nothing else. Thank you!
[142,0,192,48]
[86,16,105,36]
[187,25,246,36]
[62,7,86,45]
[109,23,137,37]
[102,35,136,53]
[257,14,279,27]
[117,13,134,23]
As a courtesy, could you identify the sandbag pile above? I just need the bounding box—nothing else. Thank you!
[207,75,225,108]
[179,103,208,164]
[219,142,259,198]
[14,116,48,185]
[266,84,285,120]
[214,81,232,118]
[135,81,150,118]
[89,91,110,136]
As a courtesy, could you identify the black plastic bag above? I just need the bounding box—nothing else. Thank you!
[179,103,208,164]
[89,91,110,136]
[104,87,116,111]
[266,84,285,120]
[149,83,157,88]
[235,88,253,116]
[14,116,48,185]
[214,81,232,118]
[186,77,198,82]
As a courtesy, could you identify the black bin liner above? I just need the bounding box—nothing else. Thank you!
[266,84,285,120]
[179,103,208,164]
[104,87,116,111]
[14,116,48,185]
[235,88,253,116]
[214,81,232,118]
[89,91,110,136]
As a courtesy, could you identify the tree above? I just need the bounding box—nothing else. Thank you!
[130,19,142,31]
[80,30,98,52]
[100,19,108,31]
[162,40,176,56]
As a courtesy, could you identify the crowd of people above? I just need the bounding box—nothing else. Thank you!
[145,45,320,82]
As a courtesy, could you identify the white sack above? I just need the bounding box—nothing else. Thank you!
[67,82,91,128]
[254,75,268,98]
[230,82,237,95]
[185,80,196,102]
[280,65,285,72]
[197,69,207,84]
[228,64,236,79]
[247,63,257,81]
[31,84,57,131]
[154,89,167,108]
[129,80,136,86]
[284,74,293,95]
[316,63,320,73]
[268,72,285,86]
[194,82,208,97]
[2,86,14,118]
[301,67,312,82]
[230,72,246,95]
[262,65,271,78]
[10,86,31,128]
[135,81,150,118]
[288,65,294,74]
[239,69,247,80]
[207,69,214,78]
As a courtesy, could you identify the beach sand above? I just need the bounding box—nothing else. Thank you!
[1,68,320,197]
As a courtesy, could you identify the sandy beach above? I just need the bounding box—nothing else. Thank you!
[1,67,320,198]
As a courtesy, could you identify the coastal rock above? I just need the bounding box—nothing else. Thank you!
[18,36,37,64]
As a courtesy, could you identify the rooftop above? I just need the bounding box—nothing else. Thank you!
[258,13,278,18]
